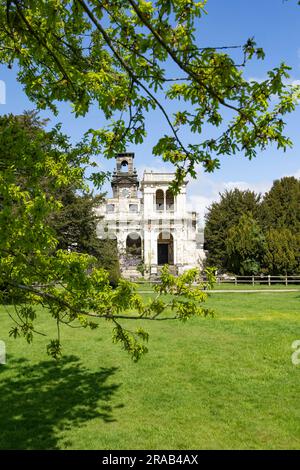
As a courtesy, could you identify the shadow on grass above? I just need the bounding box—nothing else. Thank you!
[0,355,121,449]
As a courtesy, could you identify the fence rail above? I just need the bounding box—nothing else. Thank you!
[134,275,300,287]
[215,275,300,286]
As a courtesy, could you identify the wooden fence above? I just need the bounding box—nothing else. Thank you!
[215,275,300,286]
[134,275,300,287]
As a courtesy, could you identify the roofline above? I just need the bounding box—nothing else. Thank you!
[116,152,135,158]
[143,171,175,175]
[141,179,188,186]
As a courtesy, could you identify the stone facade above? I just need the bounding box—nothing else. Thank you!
[95,153,205,278]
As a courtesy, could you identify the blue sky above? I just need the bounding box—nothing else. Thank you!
[0,0,300,225]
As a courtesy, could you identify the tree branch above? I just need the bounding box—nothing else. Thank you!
[5,280,180,321]
[12,0,76,93]
[127,0,252,120]
[77,0,190,156]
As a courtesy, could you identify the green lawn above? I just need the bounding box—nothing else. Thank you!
[0,292,299,450]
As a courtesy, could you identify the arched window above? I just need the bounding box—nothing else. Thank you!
[166,189,174,211]
[129,204,138,213]
[120,160,128,172]
[106,204,115,213]
[156,189,164,211]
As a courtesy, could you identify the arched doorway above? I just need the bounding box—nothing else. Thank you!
[157,232,174,265]
[126,232,142,257]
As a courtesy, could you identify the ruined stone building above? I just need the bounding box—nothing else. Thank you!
[95,153,205,278]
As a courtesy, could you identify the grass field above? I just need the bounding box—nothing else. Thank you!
[0,291,299,450]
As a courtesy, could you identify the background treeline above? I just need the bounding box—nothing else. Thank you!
[204,177,300,275]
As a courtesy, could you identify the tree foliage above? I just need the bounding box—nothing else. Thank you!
[263,228,300,275]
[204,189,261,271]
[205,178,300,275]
[226,214,265,275]
[48,188,121,286]
[0,0,299,190]
[260,176,300,234]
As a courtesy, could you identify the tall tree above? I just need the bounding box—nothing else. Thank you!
[225,213,266,275]
[263,228,300,275]
[205,178,300,275]
[204,189,262,271]
[260,177,300,234]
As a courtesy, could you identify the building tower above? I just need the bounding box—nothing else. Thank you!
[111,152,139,199]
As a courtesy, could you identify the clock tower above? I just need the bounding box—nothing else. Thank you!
[111,152,139,198]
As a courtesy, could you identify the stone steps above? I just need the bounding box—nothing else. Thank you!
[121,267,141,280]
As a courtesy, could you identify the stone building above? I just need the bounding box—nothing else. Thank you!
[95,152,205,278]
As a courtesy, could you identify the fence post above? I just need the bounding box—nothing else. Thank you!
[268,275,271,286]
[235,277,237,286]
[285,275,288,286]
[252,275,254,286]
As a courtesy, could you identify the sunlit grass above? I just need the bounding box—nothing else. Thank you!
[0,292,299,449]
